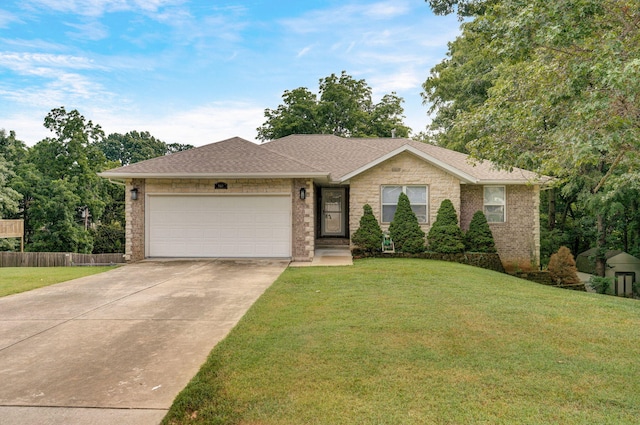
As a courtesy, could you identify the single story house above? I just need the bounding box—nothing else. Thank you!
[99,134,544,266]
[576,249,640,296]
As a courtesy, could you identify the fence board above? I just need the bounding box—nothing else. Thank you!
[0,252,125,267]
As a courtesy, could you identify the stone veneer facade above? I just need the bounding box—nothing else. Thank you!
[348,152,461,238]
[124,178,314,262]
[348,152,540,267]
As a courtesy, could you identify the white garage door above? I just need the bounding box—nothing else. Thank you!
[147,195,291,258]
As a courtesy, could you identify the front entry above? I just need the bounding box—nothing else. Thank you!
[320,187,347,237]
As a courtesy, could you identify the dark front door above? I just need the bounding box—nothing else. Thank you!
[320,187,346,237]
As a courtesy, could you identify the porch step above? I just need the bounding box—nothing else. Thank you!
[315,238,350,248]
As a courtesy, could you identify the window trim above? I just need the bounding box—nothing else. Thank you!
[483,185,506,223]
[381,185,429,224]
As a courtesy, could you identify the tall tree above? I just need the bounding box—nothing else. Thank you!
[0,130,25,219]
[423,0,640,272]
[97,131,194,166]
[23,107,110,252]
[257,71,410,141]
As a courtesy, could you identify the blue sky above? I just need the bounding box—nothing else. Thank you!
[0,0,460,146]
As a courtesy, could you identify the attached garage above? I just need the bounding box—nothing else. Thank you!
[146,195,292,258]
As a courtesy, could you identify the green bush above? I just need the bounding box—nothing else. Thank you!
[351,204,383,253]
[91,222,125,254]
[427,199,465,254]
[388,193,425,253]
[465,210,497,253]
[589,276,613,294]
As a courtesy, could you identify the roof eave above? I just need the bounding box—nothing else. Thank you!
[472,179,541,185]
[98,172,330,180]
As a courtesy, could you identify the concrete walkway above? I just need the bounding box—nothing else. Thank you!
[0,259,288,425]
[290,247,353,267]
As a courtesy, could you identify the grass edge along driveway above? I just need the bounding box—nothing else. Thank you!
[163,258,640,425]
[0,266,117,297]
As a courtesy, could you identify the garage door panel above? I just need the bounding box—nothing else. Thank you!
[148,195,291,258]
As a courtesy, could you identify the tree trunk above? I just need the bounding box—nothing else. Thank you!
[595,214,607,277]
[548,187,556,230]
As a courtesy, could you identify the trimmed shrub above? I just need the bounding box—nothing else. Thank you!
[388,193,425,253]
[548,246,580,285]
[427,199,465,254]
[464,210,497,253]
[351,204,383,253]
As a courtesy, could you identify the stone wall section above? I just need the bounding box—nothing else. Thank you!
[460,184,540,267]
[125,178,145,262]
[348,152,461,242]
[292,179,315,262]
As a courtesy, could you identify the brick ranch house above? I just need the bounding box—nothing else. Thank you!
[99,134,543,266]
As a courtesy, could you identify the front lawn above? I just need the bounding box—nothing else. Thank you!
[163,258,640,425]
[0,266,116,297]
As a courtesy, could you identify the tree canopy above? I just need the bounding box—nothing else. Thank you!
[257,71,411,141]
[0,107,192,254]
[423,0,640,268]
[96,131,194,166]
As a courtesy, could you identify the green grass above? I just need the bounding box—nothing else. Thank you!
[0,266,116,297]
[163,259,640,425]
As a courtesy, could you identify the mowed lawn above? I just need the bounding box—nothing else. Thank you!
[0,266,116,297]
[164,259,640,425]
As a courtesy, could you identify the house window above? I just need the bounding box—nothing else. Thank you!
[381,185,428,223]
[484,186,506,223]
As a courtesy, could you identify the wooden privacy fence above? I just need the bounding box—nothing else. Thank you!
[0,252,126,267]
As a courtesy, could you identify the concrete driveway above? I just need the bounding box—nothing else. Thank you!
[0,259,288,425]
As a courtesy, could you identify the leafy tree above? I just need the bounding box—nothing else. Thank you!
[0,130,28,222]
[427,199,465,253]
[90,222,124,254]
[257,71,411,141]
[96,131,193,166]
[389,193,426,253]
[0,158,21,219]
[423,0,640,274]
[28,179,92,253]
[351,204,383,253]
[0,129,28,165]
[20,107,110,252]
[464,210,497,253]
[547,246,580,286]
[426,0,494,18]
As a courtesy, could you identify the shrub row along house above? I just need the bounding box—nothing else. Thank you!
[99,135,544,266]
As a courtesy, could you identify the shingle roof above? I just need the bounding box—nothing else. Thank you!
[262,135,541,184]
[100,134,544,184]
[99,136,327,178]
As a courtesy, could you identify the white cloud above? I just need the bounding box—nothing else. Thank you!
[370,68,424,94]
[364,2,410,19]
[4,101,264,147]
[0,72,112,108]
[64,20,110,41]
[0,52,105,73]
[0,9,21,28]
[297,45,313,58]
[22,0,184,17]
[280,1,411,34]
[98,102,264,146]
